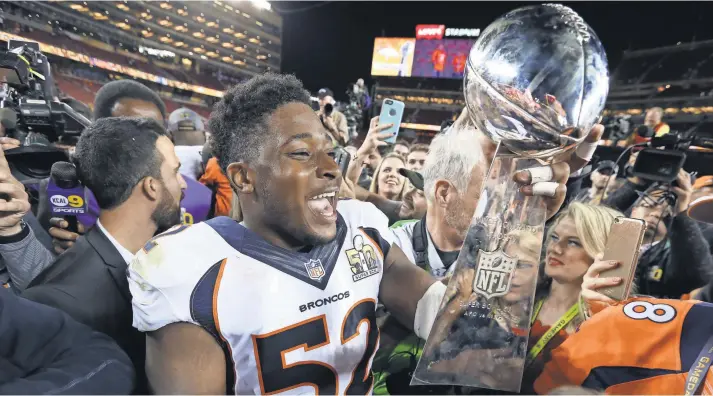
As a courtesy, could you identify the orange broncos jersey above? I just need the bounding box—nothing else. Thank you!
[535,298,713,395]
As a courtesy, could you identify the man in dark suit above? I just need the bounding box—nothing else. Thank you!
[22,117,187,392]
[0,288,136,394]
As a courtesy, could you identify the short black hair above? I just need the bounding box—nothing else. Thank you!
[209,73,311,172]
[93,80,167,121]
[74,117,169,210]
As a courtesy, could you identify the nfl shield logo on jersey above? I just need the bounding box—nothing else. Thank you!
[304,259,326,281]
[473,249,517,299]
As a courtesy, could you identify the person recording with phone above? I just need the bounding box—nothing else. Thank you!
[587,172,713,300]
[317,88,349,145]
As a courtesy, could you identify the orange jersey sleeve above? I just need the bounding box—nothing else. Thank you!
[198,158,233,217]
[535,298,713,395]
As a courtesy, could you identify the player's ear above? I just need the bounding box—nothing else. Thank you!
[227,162,255,194]
[141,176,160,202]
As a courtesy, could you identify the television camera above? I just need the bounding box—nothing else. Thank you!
[630,117,712,183]
[0,40,90,182]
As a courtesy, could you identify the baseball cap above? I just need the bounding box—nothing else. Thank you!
[168,108,205,133]
[594,160,619,175]
[317,88,334,100]
[399,168,424,191]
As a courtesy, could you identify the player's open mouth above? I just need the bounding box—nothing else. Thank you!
[307,191,337,222]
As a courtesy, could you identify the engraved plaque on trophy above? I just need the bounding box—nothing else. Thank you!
[411,4,609,392]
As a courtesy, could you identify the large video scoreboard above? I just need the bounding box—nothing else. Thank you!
[371,24,480,79]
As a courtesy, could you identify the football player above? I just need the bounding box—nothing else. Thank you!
[127,74,579,394]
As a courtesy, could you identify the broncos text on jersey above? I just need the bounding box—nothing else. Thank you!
[128,200,397,395]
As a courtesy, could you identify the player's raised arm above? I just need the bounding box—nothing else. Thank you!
[379,243,446,340]
[145,323,227,395]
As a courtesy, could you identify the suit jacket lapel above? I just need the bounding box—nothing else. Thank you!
[85,227,132,301]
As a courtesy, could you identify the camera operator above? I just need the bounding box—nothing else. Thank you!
[620,107,670,147]
[23,117,187,393]
[601,170,713,298]
[0,121,56,292]
[317,88,349,145]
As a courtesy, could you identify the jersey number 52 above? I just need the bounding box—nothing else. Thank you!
[252,299,379,395]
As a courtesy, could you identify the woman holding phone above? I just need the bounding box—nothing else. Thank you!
[369,153,408,201]
[522,202,622,392]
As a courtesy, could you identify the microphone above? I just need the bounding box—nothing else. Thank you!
[47,161,87,233]
[635,124,654,138]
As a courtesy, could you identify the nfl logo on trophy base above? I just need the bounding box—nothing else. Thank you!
[473,249,517,299]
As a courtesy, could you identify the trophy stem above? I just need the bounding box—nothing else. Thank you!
[411,143,548,393]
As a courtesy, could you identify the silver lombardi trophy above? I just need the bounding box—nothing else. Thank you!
[411,4,609,392]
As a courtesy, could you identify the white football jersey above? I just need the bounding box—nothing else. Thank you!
[128,200,396,395]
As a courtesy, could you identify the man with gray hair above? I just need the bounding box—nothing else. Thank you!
[372,128,488,395]
[391,128,487,278]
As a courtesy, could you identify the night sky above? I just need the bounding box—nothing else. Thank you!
[278,1,713,100]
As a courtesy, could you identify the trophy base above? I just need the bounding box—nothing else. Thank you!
[410,146,548,393]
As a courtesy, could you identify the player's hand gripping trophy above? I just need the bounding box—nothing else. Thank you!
[411,4,609,393]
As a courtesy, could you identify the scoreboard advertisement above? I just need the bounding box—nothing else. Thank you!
[371,24,480,79]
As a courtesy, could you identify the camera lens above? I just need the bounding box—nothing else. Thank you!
[386,100,393,105]
[389,109,397,116]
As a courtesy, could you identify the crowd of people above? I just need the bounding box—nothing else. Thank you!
[0,69,711,395]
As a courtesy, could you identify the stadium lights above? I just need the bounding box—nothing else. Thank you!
[250,0,271,11]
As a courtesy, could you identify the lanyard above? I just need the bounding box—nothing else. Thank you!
[527,299,579,364]
[685,334,713,395]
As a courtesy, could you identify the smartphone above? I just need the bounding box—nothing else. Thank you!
[598,217,647,301]
[379,98,405,144]
[333,146,351,176]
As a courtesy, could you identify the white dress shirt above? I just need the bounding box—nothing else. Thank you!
[96,220,134,265]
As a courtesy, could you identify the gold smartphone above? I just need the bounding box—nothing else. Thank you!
[598,217,647,301]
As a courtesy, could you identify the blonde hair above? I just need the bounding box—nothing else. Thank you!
[546,202,623,259]
[369,153,407,200]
